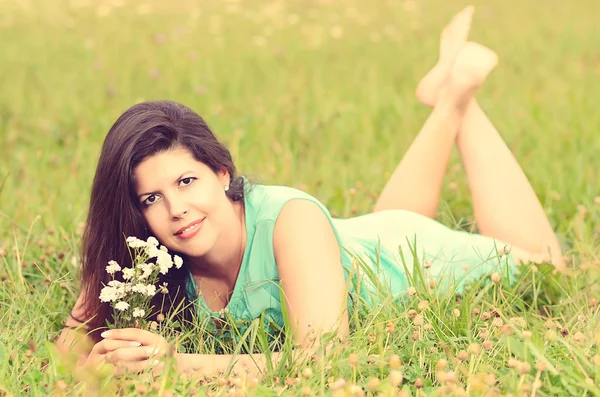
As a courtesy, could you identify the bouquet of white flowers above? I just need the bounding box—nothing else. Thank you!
[99,236,183,330]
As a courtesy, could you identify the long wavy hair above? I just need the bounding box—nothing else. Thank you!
[77,100,245,342]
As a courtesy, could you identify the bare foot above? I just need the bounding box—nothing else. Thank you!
[441,42,498,110]
[416,6,474,107]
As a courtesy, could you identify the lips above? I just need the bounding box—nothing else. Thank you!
[174,218,205,238]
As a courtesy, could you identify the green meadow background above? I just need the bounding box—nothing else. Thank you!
[1,0,599,395]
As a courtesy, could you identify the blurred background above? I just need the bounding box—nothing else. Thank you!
[1,2,600,394]
[1,0,599,248]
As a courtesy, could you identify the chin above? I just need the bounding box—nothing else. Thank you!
[179,242,211,258]
[183,251,209,264]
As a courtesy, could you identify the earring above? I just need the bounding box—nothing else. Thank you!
[225,185,230,192]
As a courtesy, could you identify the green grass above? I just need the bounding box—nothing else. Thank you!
[1,0,599,395]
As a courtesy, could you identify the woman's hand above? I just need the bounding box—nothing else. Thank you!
[86,328,172,375]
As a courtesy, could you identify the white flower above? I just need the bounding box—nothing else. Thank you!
[106,260,121,274]
[218,308,230,315]
[132,308,146,318]
[145,284,157,297]
[156,251,173,275]
[174,255,183,269]
[140,269,152,280]
[122,268,135,280]
[106,280,128,299]
[99,286,117,302]
[146,245,160,258]
[138,263,154,280]
[159,245,169,253]
[158,263,171,275]
[146,236,159,247]
[131,283,146,294]
[126,236,146,248]
[115,301,130,311]
[131,283,156,297]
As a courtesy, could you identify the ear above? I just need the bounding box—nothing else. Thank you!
[218,168,231,187]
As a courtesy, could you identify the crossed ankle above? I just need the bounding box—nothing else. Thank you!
[435,91,472,116]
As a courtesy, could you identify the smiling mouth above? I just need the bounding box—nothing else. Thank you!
[175,218,205,236]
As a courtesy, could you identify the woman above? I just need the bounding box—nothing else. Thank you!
[56,7,564,376]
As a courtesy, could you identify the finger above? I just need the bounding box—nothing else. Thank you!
[135,362,167,382]
[105,346,162,364]
[94,339,143,354]
[101,328,157,344]
[114,358,163,376]
[152,361,166,377]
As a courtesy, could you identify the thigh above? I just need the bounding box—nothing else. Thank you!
[416,228,517,292]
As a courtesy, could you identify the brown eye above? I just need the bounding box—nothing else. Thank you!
[179,177,196,187]
[143,194,159,206]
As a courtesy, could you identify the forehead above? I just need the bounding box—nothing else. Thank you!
[133,148,209,190]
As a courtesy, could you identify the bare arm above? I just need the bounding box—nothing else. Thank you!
[272,199,349,344]
[55,292,94,362]
[175,349,311,378]
[170,199,350,375]
[67,199,349,375]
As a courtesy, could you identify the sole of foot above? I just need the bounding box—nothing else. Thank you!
[416,5,475,107]
[444,42,498,109]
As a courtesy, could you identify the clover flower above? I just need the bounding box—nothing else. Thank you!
[159,282,169,294]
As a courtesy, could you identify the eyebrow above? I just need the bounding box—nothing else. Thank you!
[137,171,195,200]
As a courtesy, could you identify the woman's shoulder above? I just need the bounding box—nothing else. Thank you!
[244,180,328,224]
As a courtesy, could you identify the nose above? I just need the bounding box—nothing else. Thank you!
[168,195,189,220]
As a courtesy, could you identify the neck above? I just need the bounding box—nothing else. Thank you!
[187,200,246,284]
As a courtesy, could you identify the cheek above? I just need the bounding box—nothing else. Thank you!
[187,187,221,210]
[143,208,167,234]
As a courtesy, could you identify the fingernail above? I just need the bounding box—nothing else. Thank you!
[152,359,160,366]
[100,331,111,338]
[146,347,160,355]
[129,342,142,347]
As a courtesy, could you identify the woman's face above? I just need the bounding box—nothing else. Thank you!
[133,147,231,259]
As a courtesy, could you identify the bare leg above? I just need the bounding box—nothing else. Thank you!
[372,101,461,217]
[379,6,565,270]
[456,100,565,269]
[374,6,474,217]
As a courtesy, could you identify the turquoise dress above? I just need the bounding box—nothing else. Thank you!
[186,182,516,329]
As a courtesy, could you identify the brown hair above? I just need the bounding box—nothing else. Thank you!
[78,100,245,342]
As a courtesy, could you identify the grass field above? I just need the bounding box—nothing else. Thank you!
[1,0,599,395]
